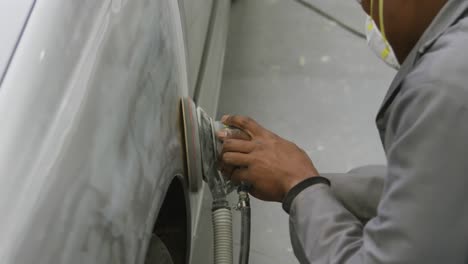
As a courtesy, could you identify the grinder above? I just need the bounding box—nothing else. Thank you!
[181,97,251,264]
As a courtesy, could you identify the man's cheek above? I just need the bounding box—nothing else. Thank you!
[361,0,371,15]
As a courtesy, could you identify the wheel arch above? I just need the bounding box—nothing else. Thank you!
[146,175,191,264]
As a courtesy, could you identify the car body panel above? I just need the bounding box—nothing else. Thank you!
[196,0,230,117]
[0,0,189,263]
[186,2,232,264]
[0,0,230,262]
[0,0,35,83]
[182,0,214,96]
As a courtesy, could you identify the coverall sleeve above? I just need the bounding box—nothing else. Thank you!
[324,165,385,222]
[289,84,468,263]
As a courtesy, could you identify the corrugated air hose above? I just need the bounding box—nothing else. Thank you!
[212,207,233,264]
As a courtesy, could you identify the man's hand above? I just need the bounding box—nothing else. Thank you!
[217,115,319,202]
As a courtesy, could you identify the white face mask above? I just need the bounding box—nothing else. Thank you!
[363,0,400,70]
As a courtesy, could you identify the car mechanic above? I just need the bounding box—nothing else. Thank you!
[217,0,468,263]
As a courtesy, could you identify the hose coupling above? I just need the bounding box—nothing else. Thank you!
[234,185,250,211]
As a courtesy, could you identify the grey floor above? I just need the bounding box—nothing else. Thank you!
[218,0,395,263]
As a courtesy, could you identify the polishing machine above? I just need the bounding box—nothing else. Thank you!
[181,97,251,264]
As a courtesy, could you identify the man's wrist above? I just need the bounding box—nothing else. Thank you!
[283,169,320,196]
[282,176,331,214]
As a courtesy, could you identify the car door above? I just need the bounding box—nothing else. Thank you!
[181,0,214,96]
[0,0,190,263]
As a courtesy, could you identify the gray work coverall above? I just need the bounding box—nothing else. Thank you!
[287,1,468,263]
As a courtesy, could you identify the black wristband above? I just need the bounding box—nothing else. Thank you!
[282,176,331,214]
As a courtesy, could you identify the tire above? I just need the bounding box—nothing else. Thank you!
[145,235,174,264]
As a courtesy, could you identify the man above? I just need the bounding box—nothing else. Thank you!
[218,0,468,263]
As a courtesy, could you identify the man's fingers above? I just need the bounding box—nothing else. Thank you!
[222,139,256,154]
[216,128,251,141]
[231,167,250,184]
[220,164,236,176]
[221,115,264,137]
[222,152,252,167]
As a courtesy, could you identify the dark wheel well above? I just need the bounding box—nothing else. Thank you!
[152,177,190,264]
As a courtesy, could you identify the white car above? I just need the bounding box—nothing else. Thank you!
[0,0,231,263]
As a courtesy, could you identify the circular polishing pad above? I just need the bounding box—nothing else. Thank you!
[181,97,203,192]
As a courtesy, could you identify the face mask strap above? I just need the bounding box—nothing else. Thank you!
[366,0,400,68]
[379,0,387,41]
[370,0,387,41]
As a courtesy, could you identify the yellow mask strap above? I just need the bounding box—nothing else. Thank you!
[379,0,387,41]
[370,0,387,41]
[370,0,391,59]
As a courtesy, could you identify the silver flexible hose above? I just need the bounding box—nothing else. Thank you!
[212,207,233,264]
[239,205,251,264]
[237,187,251,264]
